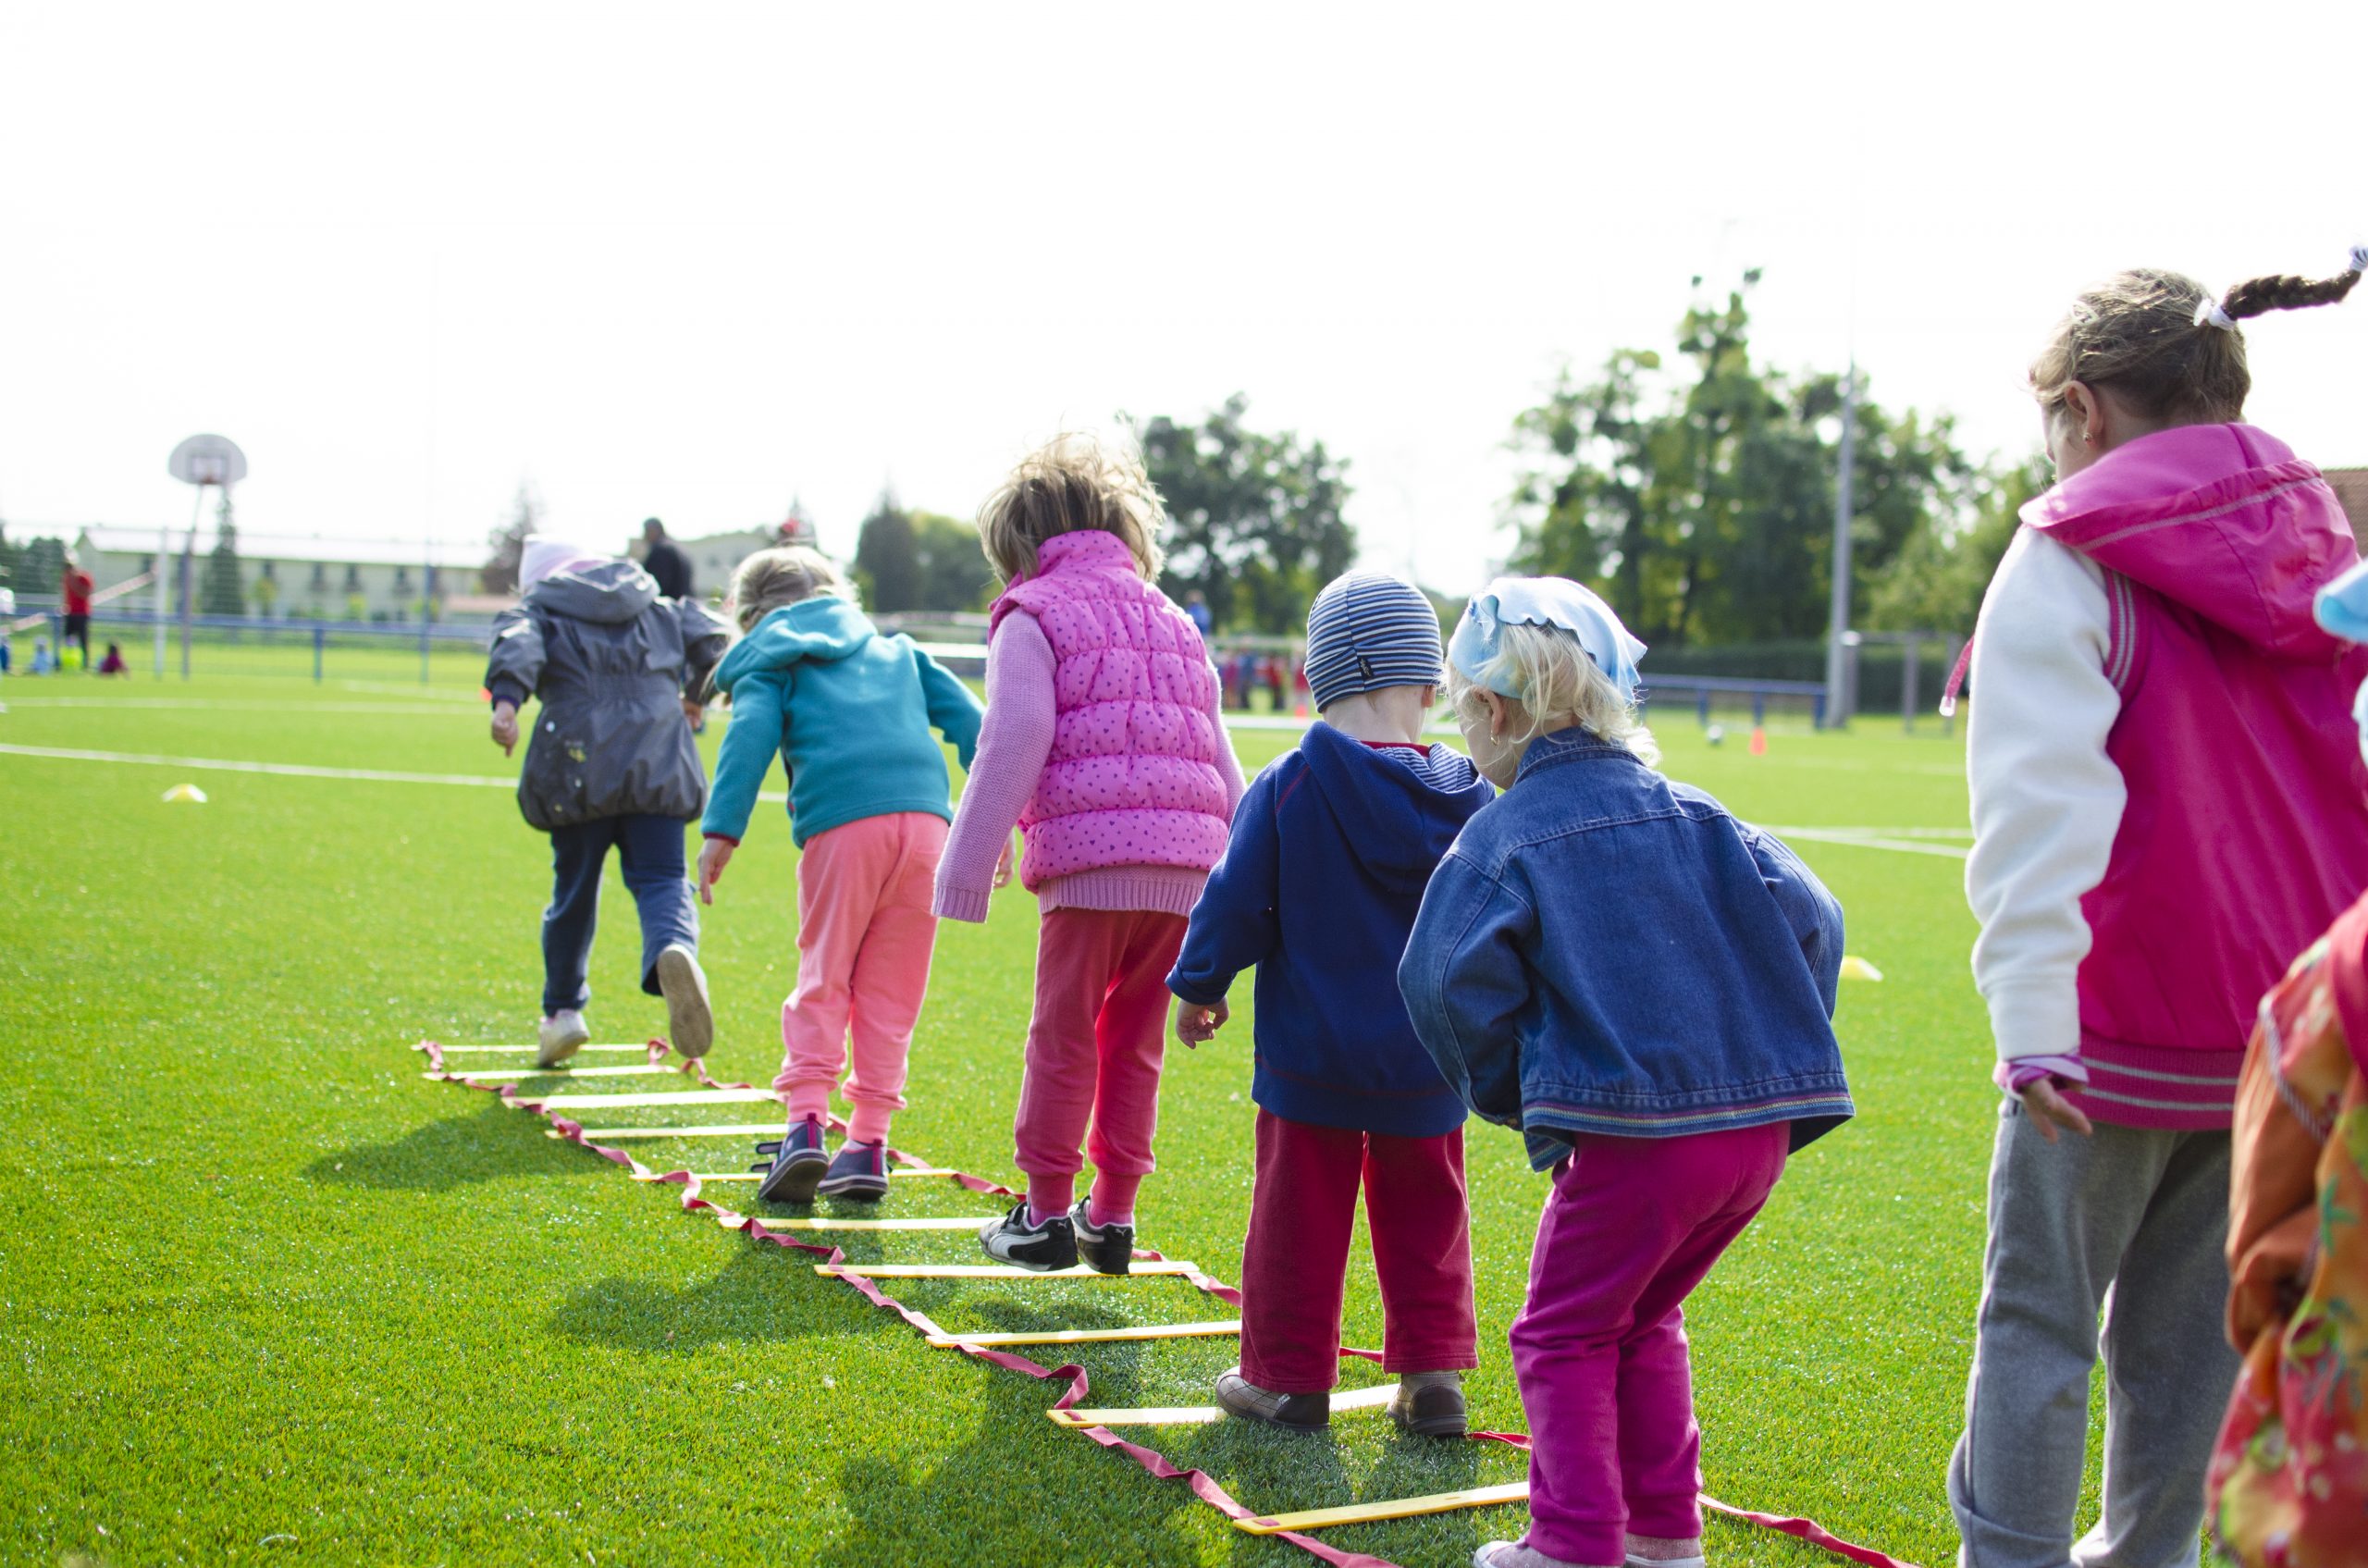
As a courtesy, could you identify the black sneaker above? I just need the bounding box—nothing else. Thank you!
[977,1202,1078,1271]
[1215,1369,1329,1431]
[754,1116,828,1204]
[1067,1200,1133,1275]
[817,1140,889,1201]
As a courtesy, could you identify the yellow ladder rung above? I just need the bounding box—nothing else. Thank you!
[924,1319,1240,1348]
[1048,1384,1399,1427]
[1231,1481,1531,1534]
[756,1216,996,1231]
[429,1063,679,1081]
[426,1043,653,1054]
[550,1124,782,1141]
[816,1261,1196,1279]
[518,1088,776,1110]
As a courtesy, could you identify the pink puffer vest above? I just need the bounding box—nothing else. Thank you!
[2029,424,2368,1130]
[988,531,1232,888]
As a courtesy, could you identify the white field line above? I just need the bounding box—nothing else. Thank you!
[1,742,1975,861]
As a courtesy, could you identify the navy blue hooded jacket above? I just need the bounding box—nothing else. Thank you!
[1167,722,1495,1137]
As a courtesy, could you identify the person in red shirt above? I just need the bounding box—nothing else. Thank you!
[60,554,94,668]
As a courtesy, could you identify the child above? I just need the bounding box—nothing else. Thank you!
[97,642,128,676]
[934,432,1245,1273]
[1949,257,2368,1568]
[1169,571,1494,1437]
[31,636,55,674]
[697,547,984,1203]
[1399,578,1850,1568]
[486,534,730,1068]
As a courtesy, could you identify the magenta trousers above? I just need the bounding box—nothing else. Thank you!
[1512,1123,1788,1566]
[776,812,946,1145]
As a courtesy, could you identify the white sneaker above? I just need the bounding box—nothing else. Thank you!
[537,1009,590,1068]
[654,944,713,1058]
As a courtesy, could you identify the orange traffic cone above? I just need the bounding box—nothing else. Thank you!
[1747,726,1768,756]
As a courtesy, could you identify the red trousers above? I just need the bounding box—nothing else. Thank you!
[1239,1108,1479,1393]
[1012,907,1187,1189]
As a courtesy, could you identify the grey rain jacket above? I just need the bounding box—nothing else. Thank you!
[484,561,730,831]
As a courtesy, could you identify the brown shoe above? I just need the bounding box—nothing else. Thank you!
[1388,1373,1468,1437]
[1215,1369,1329,1431]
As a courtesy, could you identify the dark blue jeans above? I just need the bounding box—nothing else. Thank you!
[542,814,699,1017]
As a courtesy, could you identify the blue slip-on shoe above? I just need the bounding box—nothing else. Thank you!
[755,1116,828,1204]
[817,1139,889,1201]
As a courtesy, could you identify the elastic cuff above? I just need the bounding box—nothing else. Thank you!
[702,832,740,846]
[845,1103,895,1146]
[1167,975,1227,1007]
[933,884,993,923]
[487,680,529,710]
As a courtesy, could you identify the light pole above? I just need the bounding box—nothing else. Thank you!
[166,435,248,682]
[1820,364,1857,728]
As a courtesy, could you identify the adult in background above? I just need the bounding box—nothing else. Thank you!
[487,534,730,1067]
[60,552,93,669]
[640,518,694,602]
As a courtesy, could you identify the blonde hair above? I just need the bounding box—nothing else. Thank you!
[728,546,850,631]
[976,431,1167,584]
[2030,261,2360,426]
[1446,620,1659,769]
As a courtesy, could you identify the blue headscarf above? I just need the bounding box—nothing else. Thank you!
[2313,558,2368,767]
[1449,576,1646,703]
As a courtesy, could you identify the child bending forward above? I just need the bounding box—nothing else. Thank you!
[697,547,982,1203]
[1170,572,1494,1438]
[1400,578,1851,1568]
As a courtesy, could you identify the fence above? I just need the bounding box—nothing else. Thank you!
[5,608,491,688]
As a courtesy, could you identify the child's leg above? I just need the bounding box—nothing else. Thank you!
[1013,908,1132,1220]
[610,814,699,996]
[773,819,895,1124]
[1080,911,1189,1224]
[838,814,947,1145]
[1239,1110,1365,1394]
[1509,1126,1781,1568]
[1610,1124,1786,1550]
[1946,1110,2187,1568]
[2086,1130,2237,1568]
[540,819,616,1016]
[1363,1126,1479,1377]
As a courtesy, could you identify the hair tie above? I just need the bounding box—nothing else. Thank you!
[2192,295,2237,331]
[2350,243,2368,275]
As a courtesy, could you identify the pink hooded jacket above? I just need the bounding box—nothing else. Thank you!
[988,531,1234,892]
[2028,424,2368,1128]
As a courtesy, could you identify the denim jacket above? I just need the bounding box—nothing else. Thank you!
[1399,730,1852,1168]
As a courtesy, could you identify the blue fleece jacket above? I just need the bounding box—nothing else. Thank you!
[701,598,983,849]
[1167,722,1495,1137]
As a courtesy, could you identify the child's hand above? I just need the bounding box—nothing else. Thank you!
[1175,999,1229,1047]
[2019,1079,2094,1143]
[697,837,734,905]
[993,832,1019,890]
[490,700,520,756]
[681,696,706,726]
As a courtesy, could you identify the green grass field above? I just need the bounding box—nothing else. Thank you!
[0,670,2021,1567]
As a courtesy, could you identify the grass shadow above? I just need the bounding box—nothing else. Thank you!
[546,1242,894,1352]
[302,1102,586,1191]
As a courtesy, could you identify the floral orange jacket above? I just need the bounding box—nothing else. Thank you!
[2208,890,2368,1566]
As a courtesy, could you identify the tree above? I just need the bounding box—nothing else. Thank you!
[855,492,922,611]
[911,510,994,612]
[201,494,245,616]
[1865,452,2051,635]
[483,482,544,595]
[1139,395,1356,634]
[1510,274,1987,647]
[6,533,66,599]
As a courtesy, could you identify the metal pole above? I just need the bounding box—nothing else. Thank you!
[1820,364,1857,728]
[179,507,199,681]
[1902,632,1920,735]
[314,623,325,684]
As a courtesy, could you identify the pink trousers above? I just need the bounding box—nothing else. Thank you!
[1013,907,1188,1219]
[776,812,946,1145]
[1512,1123,1788,1567]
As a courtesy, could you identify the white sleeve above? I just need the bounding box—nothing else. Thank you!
[1964,526,2127,1065]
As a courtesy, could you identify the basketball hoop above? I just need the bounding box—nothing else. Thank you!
[167,434,248,488]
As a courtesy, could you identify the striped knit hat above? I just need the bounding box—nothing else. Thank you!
[1302,572,1444,711]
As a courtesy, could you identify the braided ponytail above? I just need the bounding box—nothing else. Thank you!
[2221,262,2362,321]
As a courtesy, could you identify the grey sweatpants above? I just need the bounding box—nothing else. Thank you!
[1948,1100,2236,1568]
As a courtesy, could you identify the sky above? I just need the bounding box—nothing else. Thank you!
[4,2,2365,594]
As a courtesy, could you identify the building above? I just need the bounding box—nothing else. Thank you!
[73,526,485,623]
[2326,469,2368,535]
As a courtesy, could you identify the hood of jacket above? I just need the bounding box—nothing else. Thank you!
[2023,423,2357,663]
[712,596,877,694]
[1297,722,1493,889]
[524,559,660,625]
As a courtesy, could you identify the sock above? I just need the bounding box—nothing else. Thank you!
[845,1103,894,1146]
[1088,1172,1141,1229]
[1026,1173,1074,1228]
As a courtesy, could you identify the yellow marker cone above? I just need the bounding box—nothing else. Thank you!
[1839,955,1883,982]
[161,783,208,804]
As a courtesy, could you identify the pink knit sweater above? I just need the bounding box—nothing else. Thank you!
[933,611,1246,922]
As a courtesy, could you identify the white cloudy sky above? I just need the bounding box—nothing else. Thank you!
[4,2,2363,592]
